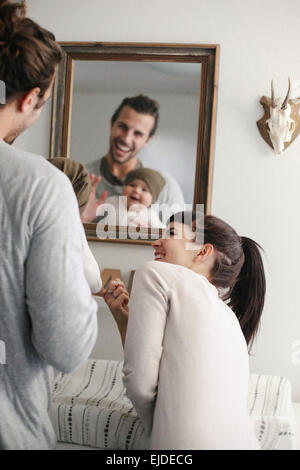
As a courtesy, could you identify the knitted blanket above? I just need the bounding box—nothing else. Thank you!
[50,359,296,450]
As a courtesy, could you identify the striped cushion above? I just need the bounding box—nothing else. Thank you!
[248,374,296,450]
[50,359,296,450]
[50,360,147,449]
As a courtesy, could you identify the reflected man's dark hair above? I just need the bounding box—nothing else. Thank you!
[111,94,160,137]
[168,211,266,349]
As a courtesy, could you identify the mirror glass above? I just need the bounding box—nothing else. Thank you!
[70,60,202,205]
[50,43,219,244]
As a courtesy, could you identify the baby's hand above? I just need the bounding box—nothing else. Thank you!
[80,174,108,223]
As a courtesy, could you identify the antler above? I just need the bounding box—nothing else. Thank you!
[281,77,291,110]
[271,79,276,108]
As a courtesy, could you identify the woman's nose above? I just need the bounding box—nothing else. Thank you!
[152,238,161,249]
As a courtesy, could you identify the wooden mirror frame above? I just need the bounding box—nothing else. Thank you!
[50,42,219,245]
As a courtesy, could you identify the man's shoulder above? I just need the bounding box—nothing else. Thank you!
[0,142,64,183]
[85,158,102,175]
[159,171,180,187]
[0,141,38,168]
[155,170,185,207]
[0,143,75,212]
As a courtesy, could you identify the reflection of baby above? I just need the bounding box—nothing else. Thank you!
[100,168,166,228]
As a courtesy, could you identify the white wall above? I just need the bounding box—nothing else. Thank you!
[18,0,300,401]
[88,241,154,361]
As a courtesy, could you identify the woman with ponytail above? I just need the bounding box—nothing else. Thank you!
[103,211,266,450]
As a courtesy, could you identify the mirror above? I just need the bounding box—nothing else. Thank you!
[50,42,219,245]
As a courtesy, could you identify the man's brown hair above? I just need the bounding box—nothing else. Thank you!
[0,0,62,103]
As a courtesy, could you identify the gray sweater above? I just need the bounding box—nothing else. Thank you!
[0,141,98,449]
[86,157,186,210]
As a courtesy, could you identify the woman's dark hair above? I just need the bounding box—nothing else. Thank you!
[0,0,62,103]
[111,94,160,137]
[168,211,266,349]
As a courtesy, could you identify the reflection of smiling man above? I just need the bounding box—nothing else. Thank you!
[109,104,155,172]
[86,94,185,211]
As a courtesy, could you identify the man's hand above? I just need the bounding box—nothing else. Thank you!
[100,278,129,347]
[80,174,108,223]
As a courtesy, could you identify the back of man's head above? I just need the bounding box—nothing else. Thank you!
[0,0,62,105]
[111,94,160,137]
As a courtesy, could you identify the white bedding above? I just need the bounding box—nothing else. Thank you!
[293,403,300,450]
[50,359,296,450]
[248,374,296,449]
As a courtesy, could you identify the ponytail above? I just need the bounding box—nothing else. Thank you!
[168,212,266,350]
[228,237,266,349]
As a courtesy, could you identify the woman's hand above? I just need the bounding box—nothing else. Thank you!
[100,278,129,347]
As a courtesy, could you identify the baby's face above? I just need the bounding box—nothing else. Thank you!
[123,178,153,209]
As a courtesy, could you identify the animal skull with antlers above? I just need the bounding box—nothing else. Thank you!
[257,78,300,154]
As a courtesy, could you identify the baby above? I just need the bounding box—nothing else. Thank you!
[98,168,166,228]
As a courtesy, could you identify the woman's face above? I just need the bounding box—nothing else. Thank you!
[152,221,199,268]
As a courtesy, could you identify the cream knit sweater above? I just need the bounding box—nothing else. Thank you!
[123,260,260,450]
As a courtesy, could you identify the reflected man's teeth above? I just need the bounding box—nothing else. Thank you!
[116,143,130,151]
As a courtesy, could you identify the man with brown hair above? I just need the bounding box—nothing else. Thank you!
[84,94,185,222]
[0,1,97,449]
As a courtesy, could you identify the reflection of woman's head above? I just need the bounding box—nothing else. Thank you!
[153,211,266,347]
[48,157,91,214]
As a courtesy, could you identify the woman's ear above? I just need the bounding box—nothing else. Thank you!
[196,243,214,260]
